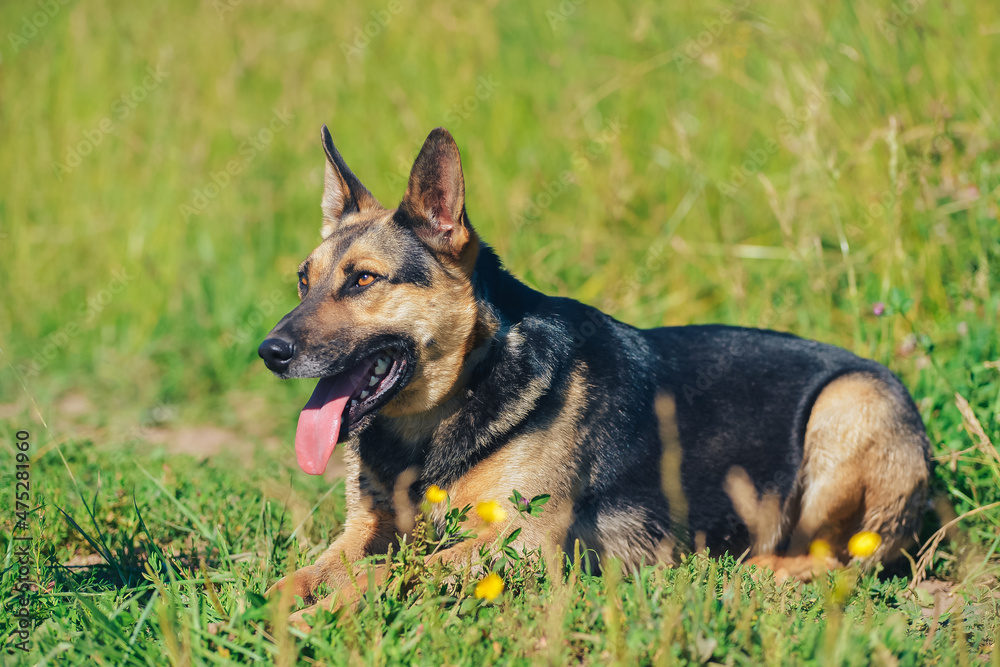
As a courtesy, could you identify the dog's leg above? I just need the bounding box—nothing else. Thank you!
[283,558,392,632]
[271,509,398,631]
[267,506,396,600]
[750,372,930,580]
[269,457,419,625]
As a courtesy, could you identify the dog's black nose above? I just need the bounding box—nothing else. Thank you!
[258,337,295,372]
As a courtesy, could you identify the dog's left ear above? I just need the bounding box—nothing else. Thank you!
[399,128,477,270]
[320,125,381,238]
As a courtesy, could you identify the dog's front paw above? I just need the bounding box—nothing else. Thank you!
[287,607,316,633]
[746,553,840,582]
[265,564,322,606]
[286,593,345,632]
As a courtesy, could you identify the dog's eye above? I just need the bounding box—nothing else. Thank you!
[298,273,309,292]
[356,273,376,287]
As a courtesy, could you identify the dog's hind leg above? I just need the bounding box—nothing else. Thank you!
[752,371,931,579]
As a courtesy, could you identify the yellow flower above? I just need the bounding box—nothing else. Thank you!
[218,648,231,658]
[847,531,882,558]
[474,572,504,601]
[425,484,448,504]
[475,500,508,524]
[809,538,833,560]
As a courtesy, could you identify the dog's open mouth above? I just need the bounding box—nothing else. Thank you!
[294,348,407,475]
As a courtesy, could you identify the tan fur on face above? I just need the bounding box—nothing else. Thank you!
[294,210,483,417]
[377,264,480,417]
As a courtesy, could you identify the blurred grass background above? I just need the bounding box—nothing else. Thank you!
[2,0,1000,662]
[0,0,996,427]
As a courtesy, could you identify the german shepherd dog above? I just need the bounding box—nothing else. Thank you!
[259,126,931,623]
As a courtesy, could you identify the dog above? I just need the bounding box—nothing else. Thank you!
[258,125,931,623]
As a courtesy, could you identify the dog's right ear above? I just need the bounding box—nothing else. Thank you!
[320,125,381,238]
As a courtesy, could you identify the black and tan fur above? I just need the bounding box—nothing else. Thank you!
[258,126,931,624]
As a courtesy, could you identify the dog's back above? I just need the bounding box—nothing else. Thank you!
[463,254,931,568]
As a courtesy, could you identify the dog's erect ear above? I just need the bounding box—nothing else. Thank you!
[320,125,381,238]
[399,128,476,267]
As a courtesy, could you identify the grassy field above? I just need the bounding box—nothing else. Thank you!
[2,0,1000,663]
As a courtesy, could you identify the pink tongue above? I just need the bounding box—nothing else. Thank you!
[294,370,367,475]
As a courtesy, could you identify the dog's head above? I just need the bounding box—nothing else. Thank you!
[259,126,485,474]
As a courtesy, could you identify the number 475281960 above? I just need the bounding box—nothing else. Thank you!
[15,430,30,532]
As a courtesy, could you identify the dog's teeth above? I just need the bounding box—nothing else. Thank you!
[351,399,358,407]
[374,357,389,374]
[360,390,369,399]
[369,375,378,387]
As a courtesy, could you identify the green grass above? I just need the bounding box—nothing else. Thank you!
[1,0,999,663]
